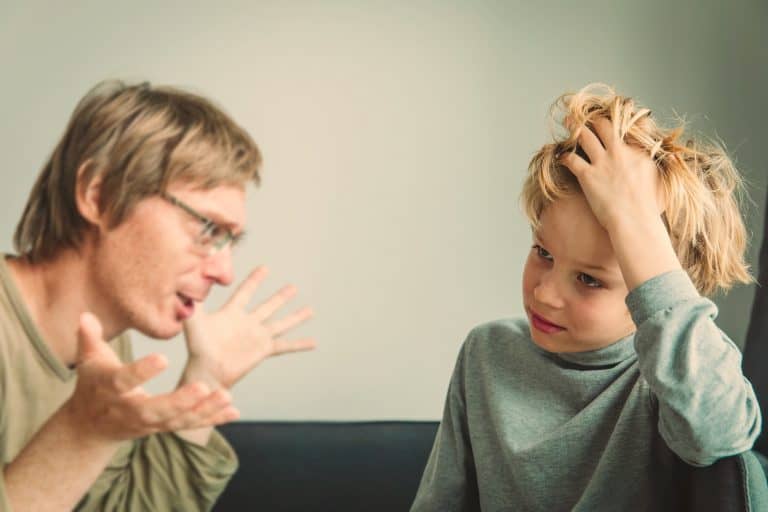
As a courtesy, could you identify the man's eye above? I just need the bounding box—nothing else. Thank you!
[533,244,553,261]
[578,273,602,288]
[209,225,225,238]
[199,222,220,242]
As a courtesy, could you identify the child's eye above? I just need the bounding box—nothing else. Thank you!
[578,273,603,288]
[532,244,553,261]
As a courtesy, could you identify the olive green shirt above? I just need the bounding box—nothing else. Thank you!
[0,256,238,511]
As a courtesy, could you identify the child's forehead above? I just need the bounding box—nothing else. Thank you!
[535,196,618,269]
[539,194,597,230]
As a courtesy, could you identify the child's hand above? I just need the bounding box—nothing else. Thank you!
[560,116,681,290]
[559,116,662,233]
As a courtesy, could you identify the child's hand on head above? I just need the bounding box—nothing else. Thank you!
[559,116,662,233]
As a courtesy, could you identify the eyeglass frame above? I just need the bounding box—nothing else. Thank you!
[161,192,244,254]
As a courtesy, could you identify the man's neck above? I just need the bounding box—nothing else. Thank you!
[6,249,121,367]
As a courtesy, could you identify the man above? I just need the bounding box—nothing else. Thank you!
[0,80,315,510]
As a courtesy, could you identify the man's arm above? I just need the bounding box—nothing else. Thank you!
[3,405,120,510]
[3,313,237,511]
[74,430,238,511]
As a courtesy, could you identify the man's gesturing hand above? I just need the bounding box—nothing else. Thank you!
[63,312,239,443]
[182,267,316,391]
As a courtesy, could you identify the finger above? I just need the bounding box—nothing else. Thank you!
[559,151,591,178]
[174,405,240,430]
[267,307,314,337]
[112,353,168,393]
[591,117,616,148]
[577,123,605,163]
[77,312,121,365]
[208,406,240,426]
[166,390,236,430]
[77,312,104,360]
[137,382,213,424]
[271,337,317,356]
[225,267,268,310]
[252,285,297,321]
[167,407,241,432]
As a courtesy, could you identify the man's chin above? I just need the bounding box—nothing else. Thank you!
[136,320,184,340]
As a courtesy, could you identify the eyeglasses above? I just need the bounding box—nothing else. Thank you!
[161,192,243,255]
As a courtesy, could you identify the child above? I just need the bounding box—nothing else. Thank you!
[410,84,761,511]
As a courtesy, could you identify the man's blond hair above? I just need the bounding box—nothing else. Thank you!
[521,83,751,296]
[14,80,262,262]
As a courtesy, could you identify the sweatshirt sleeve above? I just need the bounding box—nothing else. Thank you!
[410,340,481,512]
[74,429,238,512]
[626,270,762,467]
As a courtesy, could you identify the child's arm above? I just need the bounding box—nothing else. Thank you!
[561,117,761,466]
[411,343,481,511]
[625,269,761,465]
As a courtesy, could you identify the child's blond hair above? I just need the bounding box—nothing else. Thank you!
[521,83,751,296]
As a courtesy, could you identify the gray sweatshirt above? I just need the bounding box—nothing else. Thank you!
[411,270,761,511]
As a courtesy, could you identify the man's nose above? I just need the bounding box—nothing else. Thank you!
[203,246,234,286]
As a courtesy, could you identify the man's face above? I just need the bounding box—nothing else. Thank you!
[90,182,246,339]
[521,194,635,353]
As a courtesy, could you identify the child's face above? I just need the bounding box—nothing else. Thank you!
[522,194,636,353]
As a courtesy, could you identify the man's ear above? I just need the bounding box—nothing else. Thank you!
[75,160,105,226]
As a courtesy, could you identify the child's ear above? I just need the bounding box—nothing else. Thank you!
[74,160,105,226]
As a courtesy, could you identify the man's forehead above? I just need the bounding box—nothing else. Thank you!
[169,182,248,230]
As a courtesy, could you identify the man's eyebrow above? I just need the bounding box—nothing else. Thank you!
[198,208,244,234]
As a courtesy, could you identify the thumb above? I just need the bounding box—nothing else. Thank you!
[76,312,111,363]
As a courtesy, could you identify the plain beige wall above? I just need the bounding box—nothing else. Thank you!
[1,0,765,420]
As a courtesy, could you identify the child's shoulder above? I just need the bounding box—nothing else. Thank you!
[464,317,532,353]
[456,318,540,374]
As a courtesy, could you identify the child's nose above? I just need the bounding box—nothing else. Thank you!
[533,273,565,309]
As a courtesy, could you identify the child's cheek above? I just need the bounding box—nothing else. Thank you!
[521,255,538,296]
[568,297,603,333]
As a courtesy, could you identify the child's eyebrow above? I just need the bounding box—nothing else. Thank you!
[572,259,610,273]
[534,231,611,274]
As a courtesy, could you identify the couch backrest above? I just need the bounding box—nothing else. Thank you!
[213,421,438,512]
[743,189,768,457]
